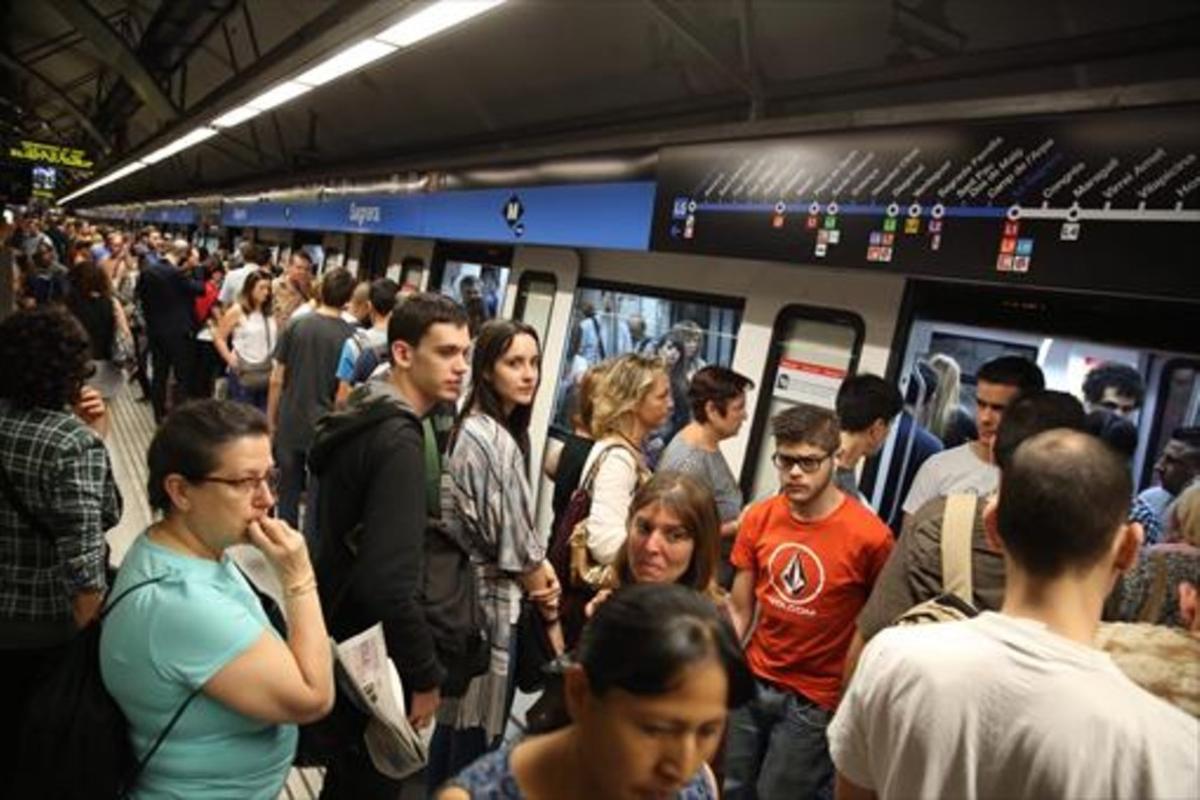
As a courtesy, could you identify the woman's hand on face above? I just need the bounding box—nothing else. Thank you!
[74,386,109,436]
[247,516,312,586]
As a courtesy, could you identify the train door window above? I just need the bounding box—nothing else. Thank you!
[741,307,864,503]
[867,282,1200,532]
[388,256,425,291]
[512,271,557,345]
[359,234,391,280]
[550,281,743,442]
[430,243,514,334]
[1143,359,1200,488]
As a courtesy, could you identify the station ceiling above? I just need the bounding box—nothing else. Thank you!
[4,0,1200,206]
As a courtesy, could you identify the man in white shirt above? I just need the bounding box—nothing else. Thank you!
[901,356,1043,518]
[830,429,1200,800]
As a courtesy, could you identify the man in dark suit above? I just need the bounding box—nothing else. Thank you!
[136,238,204,423]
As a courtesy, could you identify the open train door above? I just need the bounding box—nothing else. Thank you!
[428,241,580,519]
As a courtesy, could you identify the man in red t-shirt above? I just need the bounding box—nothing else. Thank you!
[725,404,893,800]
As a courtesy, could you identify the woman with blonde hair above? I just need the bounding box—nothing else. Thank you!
[923,353,977,447]
[554,353,671,644]
[581,353,672,563]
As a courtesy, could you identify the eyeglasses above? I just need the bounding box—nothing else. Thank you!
[195,468,279,495]
[772,452,831,474]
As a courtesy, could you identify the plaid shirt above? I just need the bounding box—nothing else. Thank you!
[0,401,121,622]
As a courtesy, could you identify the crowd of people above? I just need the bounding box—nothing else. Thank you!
[1,209,1197,799]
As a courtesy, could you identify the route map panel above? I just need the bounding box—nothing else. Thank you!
[651,106,1200,300]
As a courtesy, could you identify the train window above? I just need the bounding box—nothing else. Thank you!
[740,306,864,503]
[550,281,743,446]
[513,271,557,345]
[430,243,514,335]
[1143,359,1200,488]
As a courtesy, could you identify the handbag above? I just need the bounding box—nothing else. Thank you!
[111,301,136,371]
[234,311,273,391]
[513,599,558,693]
[546,441,646,647]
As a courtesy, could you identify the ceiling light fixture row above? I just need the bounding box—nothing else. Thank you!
[60,0,507,205]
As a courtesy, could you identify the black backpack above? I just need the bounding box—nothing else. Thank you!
[16,577,202,800]
[421,414,490,697]
[313,401,489,699]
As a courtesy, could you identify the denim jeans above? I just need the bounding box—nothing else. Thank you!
[225,367,268,411]
[723,680,834,800]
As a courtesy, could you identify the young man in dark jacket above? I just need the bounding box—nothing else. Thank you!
[308,293,470,798]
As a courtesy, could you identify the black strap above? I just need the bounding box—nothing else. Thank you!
[104,575,205,795]
[590,316,605,359]
[0,457,55,541]
[125,686,203,794]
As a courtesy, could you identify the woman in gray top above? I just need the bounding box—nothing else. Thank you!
[429,320,564,786]
[657,366,754,584]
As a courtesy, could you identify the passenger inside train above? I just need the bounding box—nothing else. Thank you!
[5,1,1200,797]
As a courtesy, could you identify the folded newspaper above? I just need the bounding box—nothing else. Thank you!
[335,623,430,780]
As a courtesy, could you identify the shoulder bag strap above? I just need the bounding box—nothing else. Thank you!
[423,416,443,515]
[579,442,635,495]
[590,316,605,359]
[939,493,977,604]
[263,309,273,352]
[104,573,204,795]
[124,685,203,795]
[0,457,55,542]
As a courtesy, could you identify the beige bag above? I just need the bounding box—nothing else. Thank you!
[893,493,981,626]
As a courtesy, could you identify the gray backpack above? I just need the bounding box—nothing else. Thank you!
[893,493,981,626]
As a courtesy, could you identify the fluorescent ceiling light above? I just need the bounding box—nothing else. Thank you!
[375,0,507,48]
[295,39,397,86]
[142,127,220,164]
[212,105,262,128]
[245,81,312,112]
[59,160,148,203]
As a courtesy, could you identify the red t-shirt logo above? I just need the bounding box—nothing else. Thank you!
[767,543,826,607]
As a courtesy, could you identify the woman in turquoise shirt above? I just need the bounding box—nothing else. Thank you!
[101,399,334,798]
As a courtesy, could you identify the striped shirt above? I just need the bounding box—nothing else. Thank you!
[438,413,543,740]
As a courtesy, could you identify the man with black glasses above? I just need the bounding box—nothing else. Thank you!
[725,404,893,800]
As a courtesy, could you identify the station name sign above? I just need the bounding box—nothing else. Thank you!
[651,105,1200,300]
[7,139,95,169]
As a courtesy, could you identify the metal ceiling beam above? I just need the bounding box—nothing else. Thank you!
[644,0,761,110]
[0,49,111,153]
[44,0,180,122]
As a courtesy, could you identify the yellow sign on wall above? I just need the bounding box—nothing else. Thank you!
[7,139,94,169]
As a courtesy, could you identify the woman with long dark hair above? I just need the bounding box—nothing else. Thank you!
[65,259,133,399]
[428,319,565,786]
[214,270,276,410]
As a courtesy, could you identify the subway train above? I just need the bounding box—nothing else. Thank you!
[74,91,1200,544]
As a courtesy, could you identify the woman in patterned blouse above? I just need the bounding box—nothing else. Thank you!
[428,319,564,788]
